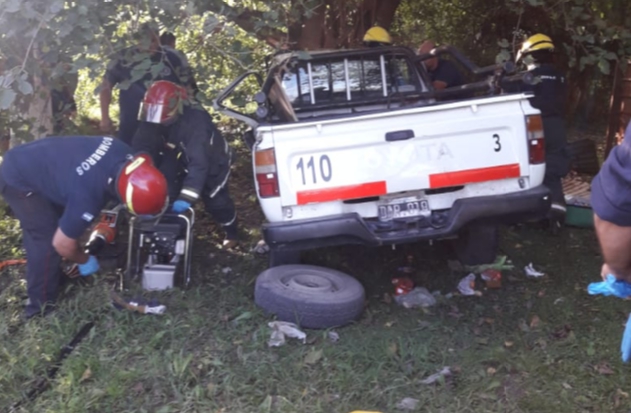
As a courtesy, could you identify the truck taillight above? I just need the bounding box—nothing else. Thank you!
[255,148,280,198]
[526,115,545,164]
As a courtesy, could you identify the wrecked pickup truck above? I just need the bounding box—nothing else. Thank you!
[214,45,550,267]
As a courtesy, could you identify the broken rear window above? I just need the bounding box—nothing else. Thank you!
[280,53,424,108]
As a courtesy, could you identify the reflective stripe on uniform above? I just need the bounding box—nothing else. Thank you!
[220,212,237,227]
[551,203,567,213]
[181,188,200,200]
[209,168,231,199]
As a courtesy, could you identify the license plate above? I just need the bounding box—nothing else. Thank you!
[378,197,431,221]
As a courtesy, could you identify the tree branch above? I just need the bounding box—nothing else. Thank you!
[195,1,287,48]
[21,13,47,72]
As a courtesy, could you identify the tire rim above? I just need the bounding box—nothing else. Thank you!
[283,273,337,293]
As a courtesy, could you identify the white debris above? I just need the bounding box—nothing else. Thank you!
[221,267,233,274]
[267,321,307,347]
[396,397,420,410]
[251,239,270,255]
[394,287,437,308]
[457,273,477,296]
[328,331,340,343]
[524,263,545,278]
[421,366,452,384]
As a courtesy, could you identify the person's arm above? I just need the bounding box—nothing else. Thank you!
[594,214,631,282]
[177,125,211,204]
[130,122,164,159]
[52,227,89,264]
[432,80,448,90]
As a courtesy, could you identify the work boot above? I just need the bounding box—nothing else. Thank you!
[221,218,239,250]
[547,202,567,236]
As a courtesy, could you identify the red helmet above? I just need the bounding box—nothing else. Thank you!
[116,154,169,217]
[139,80,187,124]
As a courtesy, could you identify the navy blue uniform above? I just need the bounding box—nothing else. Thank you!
[592,123,631,226]
[430,59,465,89]
[131,106,238,239]
[105,46,195,144]
[0,136,133,317]
[520,64,570,212]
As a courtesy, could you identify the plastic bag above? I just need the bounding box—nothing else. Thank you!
[394,287,437,308]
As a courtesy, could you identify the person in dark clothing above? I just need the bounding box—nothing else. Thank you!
[99,22,197,144]
[592,122,631,282]
[0,136,169,319]
[131,80,239,248]
[515,33,571,233]
[418,40,465,90]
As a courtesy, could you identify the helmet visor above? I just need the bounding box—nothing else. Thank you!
[139,101,167,123]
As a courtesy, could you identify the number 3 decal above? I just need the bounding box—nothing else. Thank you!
[493,134,501,152]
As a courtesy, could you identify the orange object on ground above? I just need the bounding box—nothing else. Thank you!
[0,259,27,270]
[481,269,502,289]
[392,277,414,296]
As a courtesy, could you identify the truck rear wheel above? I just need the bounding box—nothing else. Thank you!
[255,264,365,329]
[453,224,499,266]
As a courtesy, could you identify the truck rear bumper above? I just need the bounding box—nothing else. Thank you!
[263,186,551,251]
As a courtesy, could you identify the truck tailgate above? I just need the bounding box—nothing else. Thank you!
[270,97,530,207]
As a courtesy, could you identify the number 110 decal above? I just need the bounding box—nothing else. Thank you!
[297,155,332,185]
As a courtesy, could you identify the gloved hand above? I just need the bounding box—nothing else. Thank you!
[172,200,191,214]
[77,255,100,277]
[587,274,631,298]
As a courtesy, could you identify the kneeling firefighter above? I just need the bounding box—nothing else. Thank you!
[0,136,169,319]
[131,80,239,248]
[516,33,571,232]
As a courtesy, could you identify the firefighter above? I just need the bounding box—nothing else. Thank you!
[131,80,239,248]
[363,26,392,47]
[0,136,169,319]
[99,22,197,144]
[515,33,570,233]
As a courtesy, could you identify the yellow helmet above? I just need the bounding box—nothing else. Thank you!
[516,33,554,62]
[363,26,392,45]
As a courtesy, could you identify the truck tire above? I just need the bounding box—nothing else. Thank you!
[255,265,365,329]
[453,224,499,266]
[269,249,302,267]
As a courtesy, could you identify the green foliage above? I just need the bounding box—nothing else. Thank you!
[0,216,24,260]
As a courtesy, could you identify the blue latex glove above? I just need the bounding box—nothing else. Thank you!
[587,274,631,298]
[78,255,99,277]
[622,314,631,363]
[172,200,191,214]
[587,274,631,363]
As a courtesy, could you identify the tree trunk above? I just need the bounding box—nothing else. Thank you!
[291,0,402,50]
[23,77,53,142]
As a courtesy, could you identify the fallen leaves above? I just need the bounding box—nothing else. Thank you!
[529,315,541,329]
[551,325,573,340]
[594,361,614,375]
[80,367,92,383]
[304,349,323,365]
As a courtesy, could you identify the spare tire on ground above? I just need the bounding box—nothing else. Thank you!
[254,265,365,329]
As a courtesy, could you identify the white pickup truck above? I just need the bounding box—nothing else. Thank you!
[215,45,551,267]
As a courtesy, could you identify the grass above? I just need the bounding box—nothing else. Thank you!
[2,133,631,413]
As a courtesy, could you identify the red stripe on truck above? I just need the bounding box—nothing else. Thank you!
[429,164,521,188]
[297,181,387,205]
